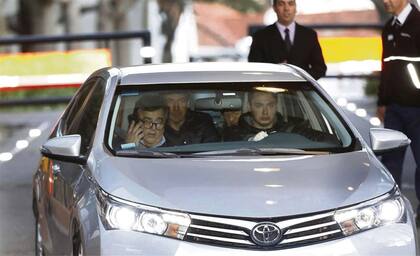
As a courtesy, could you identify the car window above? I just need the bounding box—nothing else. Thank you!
[59,78,105,156]
[107,82,356,156]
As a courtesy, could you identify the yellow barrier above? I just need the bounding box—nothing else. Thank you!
[319,37,382,63]
[0,49,111,76]
[0,49,111,90]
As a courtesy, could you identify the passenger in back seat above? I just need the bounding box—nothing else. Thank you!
[163,92,220,146]
[220,108,242,141]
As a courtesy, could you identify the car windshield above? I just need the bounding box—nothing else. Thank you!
[107,82,356,156]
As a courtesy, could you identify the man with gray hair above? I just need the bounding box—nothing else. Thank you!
[124,94,168,149]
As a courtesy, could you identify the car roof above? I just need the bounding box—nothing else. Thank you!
[118,62,306,85]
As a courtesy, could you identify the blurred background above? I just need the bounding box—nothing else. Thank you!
[0,0,412,115]
[0,0,419,254]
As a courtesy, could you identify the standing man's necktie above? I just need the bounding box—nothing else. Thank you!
[393,18,402,29]
[284,28,292,54]
[392,18,401,47]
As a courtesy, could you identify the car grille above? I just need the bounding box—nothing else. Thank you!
[184,211,344,250]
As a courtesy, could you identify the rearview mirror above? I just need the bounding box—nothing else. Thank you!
[195,96,242,111]
[40,135,86,164]
[370,128,411,155]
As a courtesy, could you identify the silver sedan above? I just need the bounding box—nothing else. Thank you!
[33,62,417,255]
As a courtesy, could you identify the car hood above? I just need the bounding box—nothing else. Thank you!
[94,150,395,218]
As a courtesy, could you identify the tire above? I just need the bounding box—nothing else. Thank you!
[35,217,44,256]
[72,227,83,256]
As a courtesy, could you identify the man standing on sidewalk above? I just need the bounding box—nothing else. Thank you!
[377,0,420,222]
[248,0,326,80]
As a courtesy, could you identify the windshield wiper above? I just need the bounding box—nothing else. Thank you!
[190,147,329,156]
[116,149,179,158]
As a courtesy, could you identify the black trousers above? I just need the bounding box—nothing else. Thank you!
[382,104,420,213]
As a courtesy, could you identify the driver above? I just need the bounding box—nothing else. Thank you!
[225,91,284,141]
[226,91,339,143]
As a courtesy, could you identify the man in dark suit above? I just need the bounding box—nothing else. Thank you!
[376,0,420,223]
[248,0,327,80]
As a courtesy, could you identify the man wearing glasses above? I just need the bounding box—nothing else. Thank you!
[124,94,168,149]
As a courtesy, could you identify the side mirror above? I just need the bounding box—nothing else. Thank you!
[40,135,86,164]
[370,128,411,155]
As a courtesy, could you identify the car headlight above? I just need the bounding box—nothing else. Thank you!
[334,188,406,236]
[96,188,191,239]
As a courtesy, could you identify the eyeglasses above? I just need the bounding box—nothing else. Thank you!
[139,118,165,130]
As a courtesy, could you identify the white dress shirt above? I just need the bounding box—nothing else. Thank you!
[394,3,412,25]
[275,21,296,44]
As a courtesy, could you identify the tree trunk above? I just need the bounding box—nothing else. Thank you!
[18,0,59,52]
[97,0,136,65]
[0,0,7,52]
[157,0,185,62]
[64,0,83,50]
[0,0,6,34]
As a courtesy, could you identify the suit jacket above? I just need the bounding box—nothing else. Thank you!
[378,4,420,107]
[164,110,220,146]
[248,22,327,80]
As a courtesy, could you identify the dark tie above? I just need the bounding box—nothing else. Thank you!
[393,18,402,30]
[391,18,401,48]
[284,28,292,53]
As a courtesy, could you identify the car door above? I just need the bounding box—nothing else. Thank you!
[44,77,105,254]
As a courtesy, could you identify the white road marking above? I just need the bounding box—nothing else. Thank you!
[0,121,50,166]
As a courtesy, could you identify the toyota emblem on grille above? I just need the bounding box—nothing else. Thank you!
[251,223,282,246]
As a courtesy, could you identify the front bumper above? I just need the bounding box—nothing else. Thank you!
[93,220,417,256]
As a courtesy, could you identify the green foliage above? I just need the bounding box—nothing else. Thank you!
[197,0,267,13]
[0,88,76,112]
[0,104,67,113]
[0,87,77,99]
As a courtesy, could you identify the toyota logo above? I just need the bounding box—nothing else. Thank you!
[251,223,282,246]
